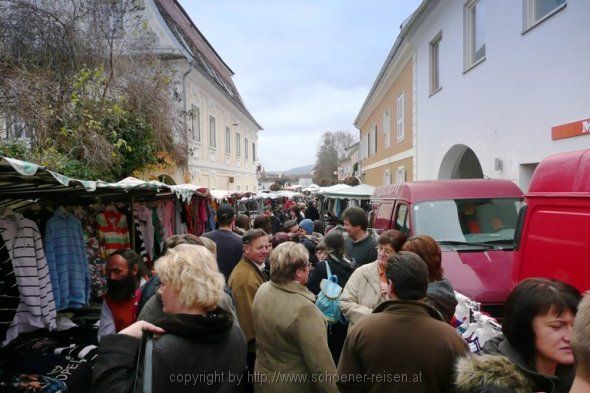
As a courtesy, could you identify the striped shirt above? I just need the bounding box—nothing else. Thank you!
[0,213,57,345]
[44,207,90,310]
[95,211,131,257]
[0,235,19,343]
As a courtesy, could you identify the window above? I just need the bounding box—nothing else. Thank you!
[394,204,409,233]
[360,133,368,160]
[430,32,442,94]
[4,114,29,141]
[383,109,391,148]
[364,132,370,159]
[464,0,486,70]
[396,92,405,141]
[191,105,200,141]
[523,0,566,31]
[225,126,231,153]
[236,132,241,157]
[369,125,376,156]
[413,198,522,244]
[252,142,256,162]
[383,170,392,185]
[209,115,216,148]
[245,137,249,159]
[396,167,406,184]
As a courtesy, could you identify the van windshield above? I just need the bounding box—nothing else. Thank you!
[413,198,523,244]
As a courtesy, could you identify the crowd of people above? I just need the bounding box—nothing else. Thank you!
[89,201,590,393]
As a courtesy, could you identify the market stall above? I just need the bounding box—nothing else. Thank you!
[0,156,217,391]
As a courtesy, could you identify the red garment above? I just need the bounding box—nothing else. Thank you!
[197,199,207,235]
[104,289,140,332]
[185,198,208,236]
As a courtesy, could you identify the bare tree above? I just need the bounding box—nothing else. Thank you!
[313,130,357,184]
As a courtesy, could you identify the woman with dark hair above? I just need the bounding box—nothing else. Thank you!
[455,278,581,393]
[306,231,353,364]
[402,235,457,323]
[340,229,407,328]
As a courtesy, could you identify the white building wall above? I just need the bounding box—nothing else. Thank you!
[183,68,259,191]
[407,0,590,189]
[144,0,260,191]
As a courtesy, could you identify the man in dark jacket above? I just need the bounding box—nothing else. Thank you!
[203,205,244,281]
[337,252,468,393]
[342,207,377,268]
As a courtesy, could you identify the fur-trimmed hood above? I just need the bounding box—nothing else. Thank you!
[455,337,574,393]
[455,354,533,393]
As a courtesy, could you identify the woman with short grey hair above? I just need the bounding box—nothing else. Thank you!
[253,242,338,393]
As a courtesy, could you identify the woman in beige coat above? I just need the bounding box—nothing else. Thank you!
[340,230,407,327]
[252,242,338,393]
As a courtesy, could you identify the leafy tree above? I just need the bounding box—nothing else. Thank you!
[269,183,282,191]
[0,0,185,180]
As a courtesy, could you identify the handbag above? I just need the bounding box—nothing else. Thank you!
[130,331,154,393]
[315,262,346,324]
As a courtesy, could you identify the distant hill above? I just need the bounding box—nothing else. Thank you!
[268,163,314,176]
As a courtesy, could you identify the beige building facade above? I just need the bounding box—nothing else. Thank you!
[145,0,262,191]
[355,44,416,188]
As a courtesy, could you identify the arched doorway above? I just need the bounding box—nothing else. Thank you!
[438,144,483,179]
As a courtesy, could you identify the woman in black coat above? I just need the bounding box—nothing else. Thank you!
[91,244,247,393]
[307,231,353,365]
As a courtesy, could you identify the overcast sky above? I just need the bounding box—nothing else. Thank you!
[179,0,422,172]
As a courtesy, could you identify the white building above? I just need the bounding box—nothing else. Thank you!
[144,0,262,191]
[359,0,590,191]
[337,142,360,181]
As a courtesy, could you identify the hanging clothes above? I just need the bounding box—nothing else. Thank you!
[0,235,19,343]
[206,201,216,232]
[133,219,149,267]
[95,210,130,257]
[0,213,57,345]
[151,208,164,260]
[77,211,107,301]
[174,199,187,235]
[133,205,154,262]
[156,201,175,240]
[44,207,90,310]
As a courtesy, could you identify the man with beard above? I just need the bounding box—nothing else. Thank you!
[98,249,148,340]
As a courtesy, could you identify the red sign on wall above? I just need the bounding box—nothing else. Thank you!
[552,118,590,140]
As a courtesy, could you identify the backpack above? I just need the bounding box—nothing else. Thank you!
[315,262,346,325]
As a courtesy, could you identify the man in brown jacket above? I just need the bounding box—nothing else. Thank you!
[228,229,271,386]
[337,251,467,393]
[253,242,338,393]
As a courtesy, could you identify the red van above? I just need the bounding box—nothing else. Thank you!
[513,150,590,293]
[372,179,524,317]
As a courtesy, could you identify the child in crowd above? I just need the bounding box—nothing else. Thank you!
[315,242,328,265]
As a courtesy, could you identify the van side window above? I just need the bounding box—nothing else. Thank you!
[394,204,409,233]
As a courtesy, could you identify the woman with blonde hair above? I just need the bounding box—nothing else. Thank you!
[92,244,247,393]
